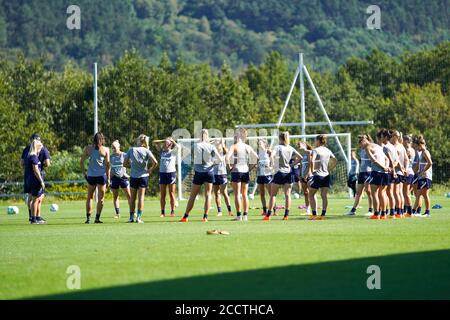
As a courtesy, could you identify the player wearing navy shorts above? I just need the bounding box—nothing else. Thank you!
[264,132,301,221]
[256,139,273,216]
[110,140,131,219]
[226,128,258,221]
[411,139,423,216]
[402,134,416,217]
[307,135,337,220]
[391,130,408,218]
[80,132,111,224]
[21,133,50,222]
[212,138,233,217]
[378,129,398,218]
[413,136,433,217]
[27,139,46,224]
[298,141,313,215]
[347,149,359,198]
[362,135,389,220]
[180,129,222,223]
[124,134,158,223]
[346,134,373,216]
[290,157,301,202]
[154,137,179,218]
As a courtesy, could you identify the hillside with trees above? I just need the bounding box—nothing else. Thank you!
[0,0,449,71]
[0,42,449,193]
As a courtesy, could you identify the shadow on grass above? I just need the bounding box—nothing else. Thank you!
[35,249,450,300]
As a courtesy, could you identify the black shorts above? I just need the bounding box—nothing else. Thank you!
[257,175,273,185]
[387,173,394,185]
[231,172,250,183]
[309,175,331,189]
[404,174,414,184]
[130,176,149,189]
[393,175,405,184]
[418,178,432,190]
[291,168,300,183]
[357,172,372,185]
[30,182,44,197]
[159,172,176,185]
[193,171,215,185]
[369,171,389,186]
[213,174,228,186]
[272,172,293,185]
[86,175,107,186]
[110,176,129,189]
[347,174,357,188]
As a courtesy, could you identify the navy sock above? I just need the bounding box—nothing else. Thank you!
[129,212,135,220]
[227,205,232,212]
[183,213,189,219]
[412,208,416,214]
[369,208,373,213]
[243,212,248,216]
[86,213,91,220]
[424,210,430,215]
[407,206,412,214]
[217,207,222,213]
[351,207,356,213]
[381,211,386,216]
[203,213,208,219]
[115,207,120,215]
[161,209,165,215]
[237,211,241,217]
[284,209,289,217]
[95,213,101,221]
[263,206,267,214]
[312,210,317,216]
[266,210,272,217]
[389,208,395,215]
[321,210,326,216]
[417,207,422,214]
[374,211,379,216]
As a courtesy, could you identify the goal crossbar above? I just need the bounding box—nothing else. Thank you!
[176,133,351,200]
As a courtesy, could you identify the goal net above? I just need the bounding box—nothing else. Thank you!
[176,132,352,200]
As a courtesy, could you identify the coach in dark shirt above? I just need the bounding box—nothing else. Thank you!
[21,133,51,221]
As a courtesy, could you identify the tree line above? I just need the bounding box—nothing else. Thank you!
[0,42,449,188]
[0,0,449,72]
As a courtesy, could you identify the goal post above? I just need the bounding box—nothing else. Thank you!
[175,132,352,200]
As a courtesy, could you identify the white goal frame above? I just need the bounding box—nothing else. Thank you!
[175,133,351,200]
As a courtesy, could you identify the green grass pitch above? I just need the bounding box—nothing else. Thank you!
[1,195,450,300]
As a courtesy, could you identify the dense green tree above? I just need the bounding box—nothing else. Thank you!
[0,44,449,188]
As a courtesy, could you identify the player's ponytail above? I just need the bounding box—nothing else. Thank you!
[403,134,412,144]
[316,134,327,146]
[417,135,426,145]
[28,139,43,157]
[279,131,290,145]
[137,134,149,149]
[111,140,120,150]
